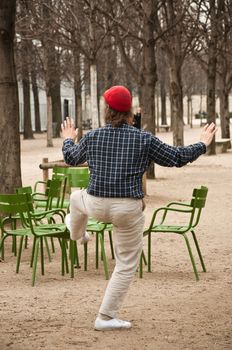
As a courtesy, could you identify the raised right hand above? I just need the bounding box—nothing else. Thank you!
[200,123,217,147]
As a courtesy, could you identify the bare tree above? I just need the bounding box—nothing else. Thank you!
[192,0,224,154]
[217,0,232,141]
[0,0,22,193]
[16,0,34,139]
[154,0,201,146]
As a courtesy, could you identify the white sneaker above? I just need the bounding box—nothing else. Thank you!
[80,232,90,245]
[94,317,132,331]
[65,214,90,244]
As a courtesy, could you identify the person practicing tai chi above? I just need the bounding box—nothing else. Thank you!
[61,85,216,331]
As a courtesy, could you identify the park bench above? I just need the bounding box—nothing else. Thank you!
[159,124,170,132]
[215,139,231,153]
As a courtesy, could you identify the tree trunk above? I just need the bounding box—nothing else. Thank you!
[73,49,83,141]
[156,94,159,131]
[22,76,33,139]
[90,63,99,129]
[219,88,230,139]
[42,4,62,138]
[22,41,34,139]
[31,68,41,133]
[139,0,157,179]
[169,63,184,146]
[206,0,217,155]
[50,81,62,137]
[206,56,216,155]
[0,0,22,193]
[187,95,191,126]
[104,35,117,89]
[89,2,99,130]
[160,81,167,125]
[47,95,53,147]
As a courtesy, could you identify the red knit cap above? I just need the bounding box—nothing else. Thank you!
[103,86,132,112]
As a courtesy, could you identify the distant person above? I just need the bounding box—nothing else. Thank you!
[61,85,216,331]
[133,106,142,129]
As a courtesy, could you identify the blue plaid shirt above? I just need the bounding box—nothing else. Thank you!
[62,124,206,198]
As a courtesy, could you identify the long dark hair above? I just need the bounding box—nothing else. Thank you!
[104,107,133,127]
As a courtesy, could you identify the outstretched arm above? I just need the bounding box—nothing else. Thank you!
[149,123,217,168]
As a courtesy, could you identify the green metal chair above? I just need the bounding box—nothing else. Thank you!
[0,193,74,286]
[33,177,67,211]
[141,186,208,281]
[55,167,114,279]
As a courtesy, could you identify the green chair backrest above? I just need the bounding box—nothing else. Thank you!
[191,186,208,209]
[190,186,208,228]
[53,166,69,175]
[46,178,64,210]
[66,168,89,189]
[0,193,33,215]
[16,186,33,195]
[53,167,89,190]
[66,167,89,175]
[51,174,68,208]
[68,173,89,189]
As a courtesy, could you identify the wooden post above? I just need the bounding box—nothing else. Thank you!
[42,158,49,183]
[142,172,147,196]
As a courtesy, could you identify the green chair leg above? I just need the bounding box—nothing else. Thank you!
[139,253,143,278]
[16,236,24,273]
[40,237,45,276]
[24,236,28,249]
[142,250,147,265]
[30,237,36,268]
[12,236,17,256]
[59,238,69,275]
[96,232,99,269]
[73,241,80,268]
[44,237,52,262]
[32,238,40,287]
[148,233,151,272]
[100,232,105,261]
[50,237,55,253]
[99,233,109,280]
[0,239,4,260]
[108,231,114,259]
[191,230,206,272]
[84,242,88,271]
[64,240,69,274]
[11,220,17,256]
[69,240,74,278]
[0,235,7,261]
[183,234,199,281]
[61,239,65,276]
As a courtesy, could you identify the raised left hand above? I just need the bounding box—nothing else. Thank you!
[61,117,78,141]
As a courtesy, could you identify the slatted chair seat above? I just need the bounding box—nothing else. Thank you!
[146,225,189,233]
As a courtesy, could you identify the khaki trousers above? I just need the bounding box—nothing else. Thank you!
[69,189,145,318]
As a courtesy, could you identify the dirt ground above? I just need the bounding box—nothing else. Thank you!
[0,124,232,350]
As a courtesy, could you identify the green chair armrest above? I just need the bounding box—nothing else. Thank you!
[148,206,193,228]
[31,208,66,222]
[33,180,47,192]
[167,201,191,208]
